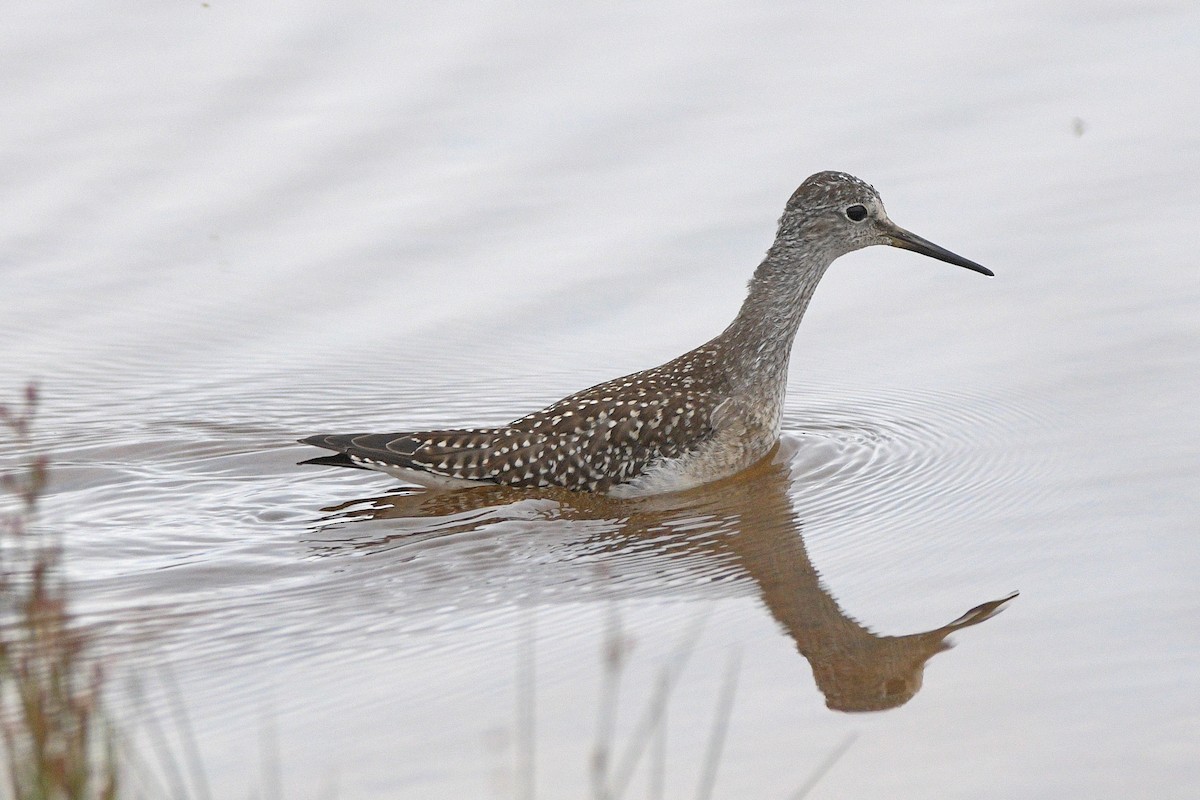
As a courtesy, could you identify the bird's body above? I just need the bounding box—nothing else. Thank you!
[301,171,991,497]
[304,337,766,497]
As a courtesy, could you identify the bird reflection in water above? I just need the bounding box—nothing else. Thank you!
[308,437,1016,713]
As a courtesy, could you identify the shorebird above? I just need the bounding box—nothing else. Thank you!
[301,171,991,497]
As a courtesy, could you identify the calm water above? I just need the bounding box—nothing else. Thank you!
[3,1,1198,797]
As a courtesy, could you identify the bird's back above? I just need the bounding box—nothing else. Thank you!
[302,342,740,494]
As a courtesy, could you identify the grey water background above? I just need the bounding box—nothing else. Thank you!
[2,1,1198,797]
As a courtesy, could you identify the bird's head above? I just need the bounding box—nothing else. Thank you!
[779,171,992,276]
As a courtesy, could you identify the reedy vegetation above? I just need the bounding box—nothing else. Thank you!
[0,385,117,800]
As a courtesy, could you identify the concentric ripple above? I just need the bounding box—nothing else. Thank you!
[777,380,1049,534]
[5,347,1056,677]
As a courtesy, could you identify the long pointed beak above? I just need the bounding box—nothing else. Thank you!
[882,221,993,277]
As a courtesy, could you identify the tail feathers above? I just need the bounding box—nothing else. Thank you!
[299,434,347,450]
[298,434,378,471]
[298,431,472,477]
[300,429,532,485]
[298,452,370,470]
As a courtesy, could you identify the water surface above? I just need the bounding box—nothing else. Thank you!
[2,1,1198,797]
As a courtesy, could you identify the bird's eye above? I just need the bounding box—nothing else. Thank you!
[845,204,868,222]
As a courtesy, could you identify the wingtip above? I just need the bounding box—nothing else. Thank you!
[299,434,333,449]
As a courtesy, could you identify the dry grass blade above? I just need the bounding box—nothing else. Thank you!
[693,648,741,800]
[606,607,710,800]
[0,383,119,799]
[516,605,536,800]
[787,732,858,800]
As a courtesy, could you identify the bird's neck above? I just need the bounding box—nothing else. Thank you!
[716,239,834,390]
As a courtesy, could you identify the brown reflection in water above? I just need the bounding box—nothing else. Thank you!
[312,446,1015,713]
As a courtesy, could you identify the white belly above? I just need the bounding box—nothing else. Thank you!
[607,427,779,498]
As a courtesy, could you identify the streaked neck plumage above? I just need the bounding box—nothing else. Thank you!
[715,228,837,396]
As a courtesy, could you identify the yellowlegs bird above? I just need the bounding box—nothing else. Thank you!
[301,171,990,497]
